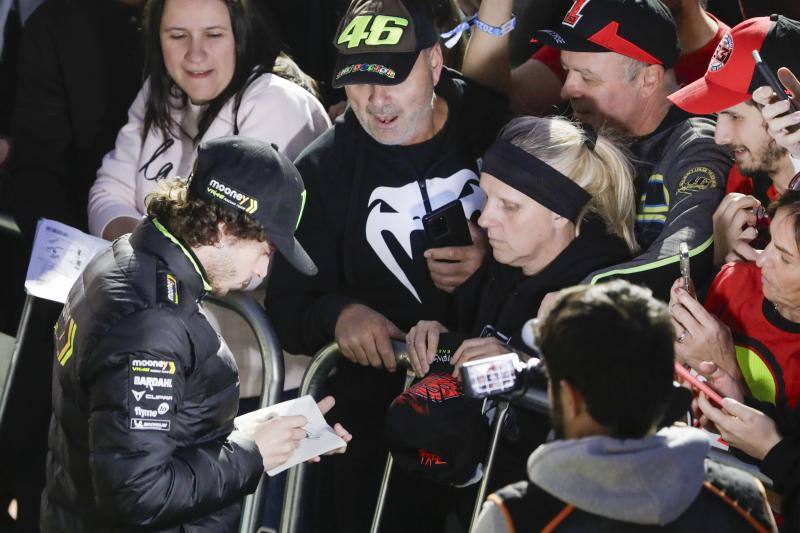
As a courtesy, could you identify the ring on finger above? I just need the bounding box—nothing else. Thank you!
[678,329,689,344]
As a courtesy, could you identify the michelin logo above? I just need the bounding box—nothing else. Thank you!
[207,179,259,214]
[130,418,171,432]
[133,375,173,390]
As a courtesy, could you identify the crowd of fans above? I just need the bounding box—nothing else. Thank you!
[1,0,800,531]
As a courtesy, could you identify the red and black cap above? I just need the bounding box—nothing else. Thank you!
[332,0,438,88]
[531,0,679,68]
[669,15,800,115]
[187,136,317,276]
[384,333,489,486]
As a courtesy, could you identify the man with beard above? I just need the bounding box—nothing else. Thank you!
[669,15,800,265]
[473,280,776,532]
[462,0,729,116]
[523,0,730,300]
[264,0,508,530]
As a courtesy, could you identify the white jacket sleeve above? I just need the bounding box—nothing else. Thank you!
[235,75,331,161]
[88,83,149,237]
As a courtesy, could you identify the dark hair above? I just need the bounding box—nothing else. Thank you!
[142,0,281,142]
[145,179,267,247]
[768,188,800,250]
[537,280,675,439]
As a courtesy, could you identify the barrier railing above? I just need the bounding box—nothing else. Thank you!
[207,292,284,533]
[279,341,412,533]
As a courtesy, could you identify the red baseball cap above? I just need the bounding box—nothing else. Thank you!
[669,15,800,114]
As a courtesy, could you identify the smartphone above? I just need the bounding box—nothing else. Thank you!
[674,362,725,407]
[460,353,523,399]
[753,50,800,132]
[679,242,696,298]
[422,199,472,249]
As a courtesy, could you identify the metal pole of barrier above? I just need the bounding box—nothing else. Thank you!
[208,292,284,533]
[0,293,35,431]
[369,370,415,533]
[468,400,510,532]
[280,341,411,533]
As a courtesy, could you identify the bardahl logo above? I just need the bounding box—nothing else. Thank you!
[133,375,173,391]
[207,178,259,215]
[131,359,176,375]
[563,0,591,28]
[709,34,733,72]
[678,166,717,194]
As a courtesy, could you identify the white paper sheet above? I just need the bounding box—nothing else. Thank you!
[24,219,109,304]
[234,395,346,476]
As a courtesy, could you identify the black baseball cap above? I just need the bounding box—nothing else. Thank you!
[384,333,489,486]
[332,0,438,88]
[669,15,800,114]
[531,0,679,69]
[187,136,318,276]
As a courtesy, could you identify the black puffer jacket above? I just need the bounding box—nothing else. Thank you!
[41,218,263,532]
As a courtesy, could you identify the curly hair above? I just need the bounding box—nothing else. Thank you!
[145,178,267,247]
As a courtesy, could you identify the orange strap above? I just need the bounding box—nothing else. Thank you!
[487,494,516,533]
[542,504,575,533]
[703,481,771,533]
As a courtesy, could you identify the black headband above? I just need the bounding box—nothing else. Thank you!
[482,139,592,223]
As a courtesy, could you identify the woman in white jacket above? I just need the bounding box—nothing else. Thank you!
[90,0,330,399]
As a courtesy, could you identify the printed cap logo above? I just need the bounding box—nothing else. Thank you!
[207,178,259,215]
[709,34,733,72]
[563,0,591,29]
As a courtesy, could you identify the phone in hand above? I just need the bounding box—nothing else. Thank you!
[674,362,725,408]
[753,50,800,132]
[422,199,472,250]
[679,242,696,298]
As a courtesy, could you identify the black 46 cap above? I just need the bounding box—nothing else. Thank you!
[332,0,438,88]
[532,0,680,69]
[187,136,318,276]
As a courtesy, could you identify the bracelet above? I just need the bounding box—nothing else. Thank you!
[472,14,516,36]
[440,13,516,49]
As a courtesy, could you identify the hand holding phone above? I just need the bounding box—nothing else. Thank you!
[753,50,800,132]
[674,362,725,407]
[422,200,472,251]
[679,242,696,298]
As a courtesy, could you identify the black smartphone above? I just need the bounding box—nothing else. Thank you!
[422,199,472,249]
[753,50,800,133]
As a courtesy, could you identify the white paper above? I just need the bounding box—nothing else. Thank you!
[234,395,346,476]
[24,219,109,304]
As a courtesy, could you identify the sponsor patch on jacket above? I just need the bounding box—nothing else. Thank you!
[159,272,179,305]
[677,166,717,194]
[128,355,176,432]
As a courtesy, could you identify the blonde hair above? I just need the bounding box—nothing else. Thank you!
[503,116,639,254]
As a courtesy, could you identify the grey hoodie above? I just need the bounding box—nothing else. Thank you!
[474,427,710,533]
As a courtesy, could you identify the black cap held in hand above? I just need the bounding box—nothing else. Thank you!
[187,136,318,276]
[531,0,679,69]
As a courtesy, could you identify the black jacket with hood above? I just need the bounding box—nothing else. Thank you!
[454,217,631,349]
[265,68,508,355]
[41,218,263,532]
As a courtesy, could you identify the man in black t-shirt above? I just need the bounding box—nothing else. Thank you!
[264,0,507,530]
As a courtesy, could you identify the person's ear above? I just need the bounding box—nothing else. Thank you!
[639,64,664,97]
[428,43,444,86]
[560,379,586,418]
[551,212,571,230]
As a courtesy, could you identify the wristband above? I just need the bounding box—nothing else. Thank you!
[440,13,516,49]
[473,14,516,36]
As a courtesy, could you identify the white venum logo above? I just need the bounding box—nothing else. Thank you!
[365,170,485,302]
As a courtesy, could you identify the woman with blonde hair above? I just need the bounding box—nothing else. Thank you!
[406,115,638,374]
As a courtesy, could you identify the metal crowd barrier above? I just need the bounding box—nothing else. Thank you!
[279,341,413,533]
[0,293,34,432]
[207,292,285,533]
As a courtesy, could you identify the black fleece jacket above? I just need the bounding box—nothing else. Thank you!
[265,68,508,355]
